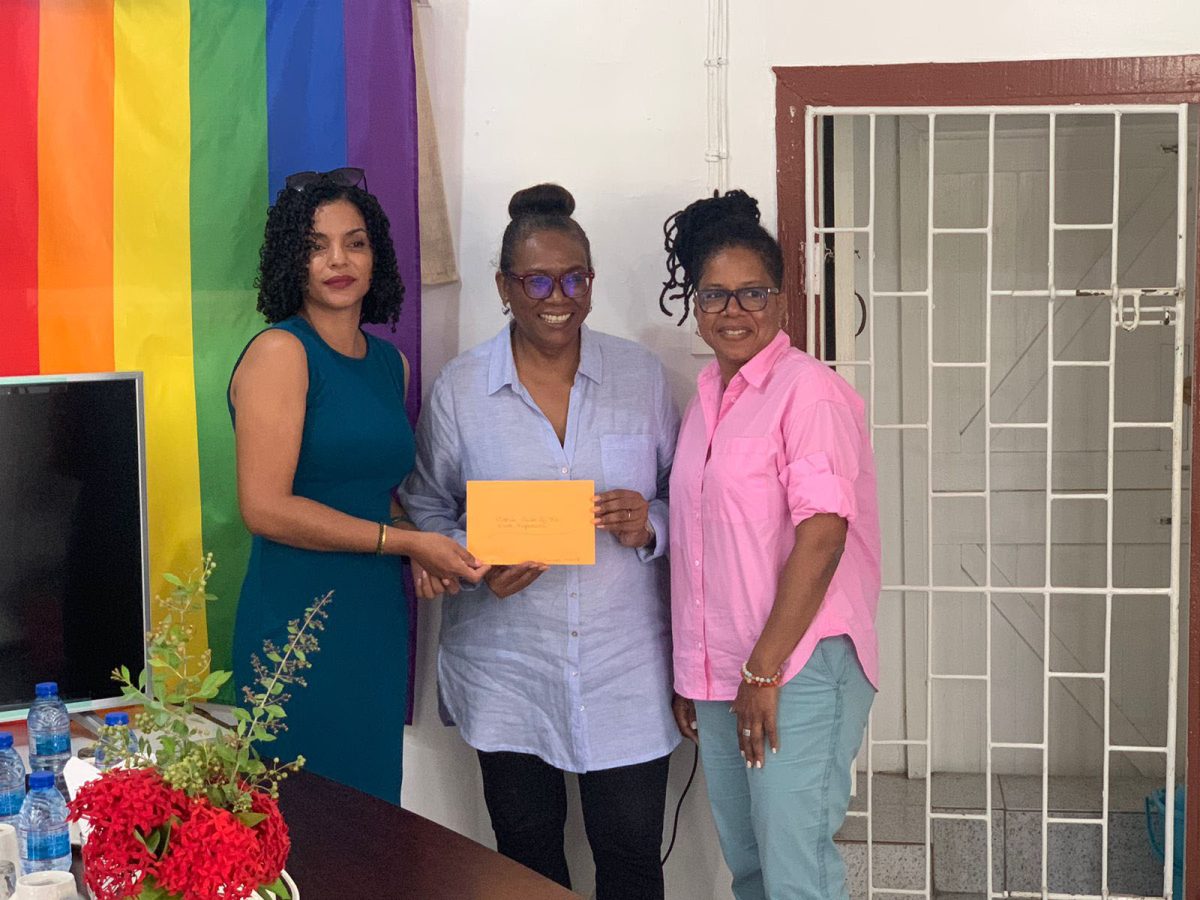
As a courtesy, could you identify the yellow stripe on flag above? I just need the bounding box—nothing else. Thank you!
[113,0,208,657]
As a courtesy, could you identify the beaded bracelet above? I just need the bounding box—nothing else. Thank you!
[740,662,782,688]
[375,521,388,556]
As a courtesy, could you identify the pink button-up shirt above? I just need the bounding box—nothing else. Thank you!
[669,331,880,701]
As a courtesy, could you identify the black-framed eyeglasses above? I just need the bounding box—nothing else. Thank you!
[694,286,780,314]
[285,167,368,193]
[504,269,595,301]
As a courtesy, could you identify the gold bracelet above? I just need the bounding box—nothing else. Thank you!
[375,521,388,555]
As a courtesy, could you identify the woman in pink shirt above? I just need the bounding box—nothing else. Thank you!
[660,190,880,900]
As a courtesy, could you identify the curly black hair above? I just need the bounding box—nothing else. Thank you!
[499,183,592,273]
[256,177,405,327]
[659,189,784,325]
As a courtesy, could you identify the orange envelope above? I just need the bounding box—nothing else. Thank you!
[467,480,596,566]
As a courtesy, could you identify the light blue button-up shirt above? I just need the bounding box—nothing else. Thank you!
[399,324,681,772]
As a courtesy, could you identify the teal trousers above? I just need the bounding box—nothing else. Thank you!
[694,636,875,900]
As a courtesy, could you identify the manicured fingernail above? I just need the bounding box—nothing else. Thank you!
[739,750,745,759]
[772,747,778,754]
[746,760,752,769]
[755,761,763,769]
[728,706,734,714]
[690,721,698,730]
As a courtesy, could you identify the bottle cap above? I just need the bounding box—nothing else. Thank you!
[104,712,130,726]
[0,732,11,749]
[28,771,55,790]
[35,682,59,698]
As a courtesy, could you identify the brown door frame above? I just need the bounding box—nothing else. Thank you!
[775,55,1200,890]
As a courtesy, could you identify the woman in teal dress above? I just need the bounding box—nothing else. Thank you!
[228,169,487,803]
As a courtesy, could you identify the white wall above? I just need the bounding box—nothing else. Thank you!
[405,3,1200,898]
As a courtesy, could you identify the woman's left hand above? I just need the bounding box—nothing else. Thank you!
[594,489,652,548]
[731,681,780,769]
[411,561,445,600]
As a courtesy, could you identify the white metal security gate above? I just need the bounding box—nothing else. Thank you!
[806,105,1190,899]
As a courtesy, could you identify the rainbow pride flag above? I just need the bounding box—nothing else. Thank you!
[1,1,422,692]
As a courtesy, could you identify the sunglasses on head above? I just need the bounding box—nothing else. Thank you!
[285,167,368,193]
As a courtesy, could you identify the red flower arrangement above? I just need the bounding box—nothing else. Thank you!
[69,768,290,900]
[66,557,329,900]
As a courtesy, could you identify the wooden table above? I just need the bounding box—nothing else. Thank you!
[276,770,582,899]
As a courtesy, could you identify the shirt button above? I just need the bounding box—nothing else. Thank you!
[572,671,579,677]
[693,560,700,567]
[560,466,569,475]
[571,630,578,637]
[580,705,586,711]
[569,592,577,598]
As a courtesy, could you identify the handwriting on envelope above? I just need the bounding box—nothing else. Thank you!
[467,480,596,566]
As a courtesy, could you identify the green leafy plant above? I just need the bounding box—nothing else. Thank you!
[106,554,331,813]
[74,555,333,900]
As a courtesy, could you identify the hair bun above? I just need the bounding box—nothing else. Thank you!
[715,189,761,223]
[508,183,576,219]
[682,189,760,237]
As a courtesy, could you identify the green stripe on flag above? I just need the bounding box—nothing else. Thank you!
[189,0,270,699]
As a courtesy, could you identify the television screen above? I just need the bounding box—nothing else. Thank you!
[0,373,148,717]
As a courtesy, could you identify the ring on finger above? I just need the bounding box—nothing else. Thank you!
[741,728,751,737]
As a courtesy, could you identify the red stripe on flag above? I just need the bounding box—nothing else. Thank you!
[0,1,40,375]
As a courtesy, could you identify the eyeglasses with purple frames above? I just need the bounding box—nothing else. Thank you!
[504,269,595,301]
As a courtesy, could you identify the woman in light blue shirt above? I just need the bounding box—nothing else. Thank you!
[399,184,679,899]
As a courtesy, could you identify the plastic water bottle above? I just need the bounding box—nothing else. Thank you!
[0,731,26,829]
[27,683,70,792]
[94,712,137,770]
[17,771,70,874]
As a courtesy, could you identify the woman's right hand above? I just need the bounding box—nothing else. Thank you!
[483,562,547,599]
[672,694,698,744]
[406,532,489,595]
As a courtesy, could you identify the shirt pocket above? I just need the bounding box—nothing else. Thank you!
[600,433,657,497]
[708,435,780,523]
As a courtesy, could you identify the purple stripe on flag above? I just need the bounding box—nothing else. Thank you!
[343,0,421,423]
[343,0,422,725]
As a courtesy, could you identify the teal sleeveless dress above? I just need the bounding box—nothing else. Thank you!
[229,315,413,804]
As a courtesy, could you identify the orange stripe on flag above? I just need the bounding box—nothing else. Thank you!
[38,0,115,374]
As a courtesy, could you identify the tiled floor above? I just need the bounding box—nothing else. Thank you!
[836,772,1171,897]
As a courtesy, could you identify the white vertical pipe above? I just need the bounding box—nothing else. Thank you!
[704,0,729,194]
[866,111,877,898]
[1161,102,1188,900]
[925,111,936,898]
[1043,112,1057,898]
[805,110,818,357]
[984,112,996,900]
[834,116,858,391]
[1101,110,1121,897]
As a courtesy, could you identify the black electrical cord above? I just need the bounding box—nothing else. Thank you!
[660,741,700,866]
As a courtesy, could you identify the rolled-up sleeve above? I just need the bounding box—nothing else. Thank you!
[779,398,862,526]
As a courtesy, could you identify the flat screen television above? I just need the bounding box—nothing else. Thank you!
[0,372,149,721]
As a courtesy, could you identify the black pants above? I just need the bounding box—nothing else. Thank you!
[476,750,671,900]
